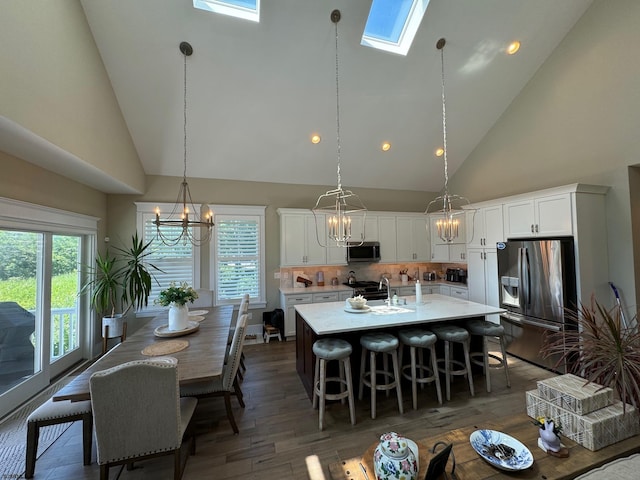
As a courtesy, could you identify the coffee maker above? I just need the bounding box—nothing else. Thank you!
[446,268,467,283]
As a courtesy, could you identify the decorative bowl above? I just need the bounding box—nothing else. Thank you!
[469,429,533,472]
[347,296,368,309]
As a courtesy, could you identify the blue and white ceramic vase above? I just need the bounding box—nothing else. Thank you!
[373,432,418,480]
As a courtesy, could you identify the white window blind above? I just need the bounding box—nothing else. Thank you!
[210,205,266,307]
[139,211,195,307]
[215,215,260,302]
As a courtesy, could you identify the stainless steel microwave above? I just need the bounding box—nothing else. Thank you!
[346,241,381,263]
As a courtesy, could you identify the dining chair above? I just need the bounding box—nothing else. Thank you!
[25,398,93,478]
[89,358,198,480]
[180,313,247,434]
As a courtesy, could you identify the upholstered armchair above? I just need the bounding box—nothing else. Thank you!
[180,313,247,433]
[89,358,198,480]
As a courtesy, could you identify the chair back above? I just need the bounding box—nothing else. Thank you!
[89,359,182,464]
[239,293,250,314]
[222,313,248,390]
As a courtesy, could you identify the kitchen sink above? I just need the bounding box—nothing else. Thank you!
[369,305,414,315]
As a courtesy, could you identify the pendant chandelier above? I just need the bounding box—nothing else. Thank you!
[312,10,367,248]
[153,41,213,247]
[425,38,470,243]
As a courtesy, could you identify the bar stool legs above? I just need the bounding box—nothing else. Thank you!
[358,333,403,419]
[312,339,356,430]
[398,329,443,409]
[431,324,475,401]
[466,319,511,393]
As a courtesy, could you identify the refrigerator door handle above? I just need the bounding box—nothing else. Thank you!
[502,313,563,332]
[517,247,526,309]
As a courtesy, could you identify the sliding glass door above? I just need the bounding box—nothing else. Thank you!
[0,198,96,418]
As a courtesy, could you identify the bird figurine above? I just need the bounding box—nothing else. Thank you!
[539,419,562,452]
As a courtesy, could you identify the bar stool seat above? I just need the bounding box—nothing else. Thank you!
[398,328,443,409]
[430,324,475,401]
[26,398,93,478]
[312,338,356,430]
[358,332,403,419]
[465,319,511,393]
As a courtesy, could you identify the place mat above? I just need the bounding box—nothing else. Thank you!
[141,339,189,356]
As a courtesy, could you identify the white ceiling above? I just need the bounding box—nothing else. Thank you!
[78,0,593,193]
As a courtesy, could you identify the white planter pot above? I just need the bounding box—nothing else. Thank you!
[102,314,124,338]
[168,303,189,331]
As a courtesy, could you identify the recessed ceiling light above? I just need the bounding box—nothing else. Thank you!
[507,41,521,55]
[435,147,444,157]
[381,142,391,152]
[311,134,321,144]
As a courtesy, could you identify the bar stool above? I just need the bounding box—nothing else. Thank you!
[430,324,475,401]
[312,338,356,430]
[465,319,511,393]
[398,328,443,409]
[358,332,403,419]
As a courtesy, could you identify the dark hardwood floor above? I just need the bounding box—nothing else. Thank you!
[30,339,555,479]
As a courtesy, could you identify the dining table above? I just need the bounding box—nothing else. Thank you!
[52,305,234,402]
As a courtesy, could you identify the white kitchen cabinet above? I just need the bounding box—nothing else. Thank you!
[377,216,397,263]
[350,215,379,242]
[467,248,500,323]
[281,292,312,338]
[278,209,348,266]
[504,193,572,238]
[429,214,467,262]
[396,216,430,262]
[466,204,504,249]
[449,286,469,300]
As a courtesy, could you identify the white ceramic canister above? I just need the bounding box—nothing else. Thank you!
[373,432,418,480]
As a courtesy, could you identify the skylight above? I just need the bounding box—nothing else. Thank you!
[193,0,260,23]
[362,0,430,56]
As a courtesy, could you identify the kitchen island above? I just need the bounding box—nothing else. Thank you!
[295,294,505,400]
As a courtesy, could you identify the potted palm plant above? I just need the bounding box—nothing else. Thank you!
[81,233,161,339]
[542,295,640,412]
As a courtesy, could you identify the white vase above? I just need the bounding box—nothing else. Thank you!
[168,303,189,331]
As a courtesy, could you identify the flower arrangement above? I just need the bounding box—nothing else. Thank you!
[155,282,198,307]
[532,416,563,437]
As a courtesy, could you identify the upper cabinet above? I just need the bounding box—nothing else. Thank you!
[466,204,504,249]
[396,216,430,262]
[504,193,572,238]
[278,210,328,266]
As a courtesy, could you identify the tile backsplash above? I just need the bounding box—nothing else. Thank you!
[279,262,466,288]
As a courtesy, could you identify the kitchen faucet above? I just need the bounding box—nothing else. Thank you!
[379,276,391,306]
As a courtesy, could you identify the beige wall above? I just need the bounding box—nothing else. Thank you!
[0,0,145,193]
[107,175,434,316]
[449,0,640,311]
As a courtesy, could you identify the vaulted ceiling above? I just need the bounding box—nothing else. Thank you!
[80,0,593,192]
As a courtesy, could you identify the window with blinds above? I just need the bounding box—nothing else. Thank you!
[214,214,262,304]
[140,213,195,307]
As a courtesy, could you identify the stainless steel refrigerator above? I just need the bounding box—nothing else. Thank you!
[497,237,577,372]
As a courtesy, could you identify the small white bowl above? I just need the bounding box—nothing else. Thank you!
[347,297,368,309]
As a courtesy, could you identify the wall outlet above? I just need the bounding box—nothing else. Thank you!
[283,272,289,279]
[274,272,281,279]
[247,312,252,320]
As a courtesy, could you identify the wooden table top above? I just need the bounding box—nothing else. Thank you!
[53,305,233,402]
[329,412,640,480]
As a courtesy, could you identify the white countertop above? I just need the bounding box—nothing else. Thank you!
[295,294,504,335]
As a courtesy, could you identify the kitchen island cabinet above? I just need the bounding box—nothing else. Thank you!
[295,295,504,399]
